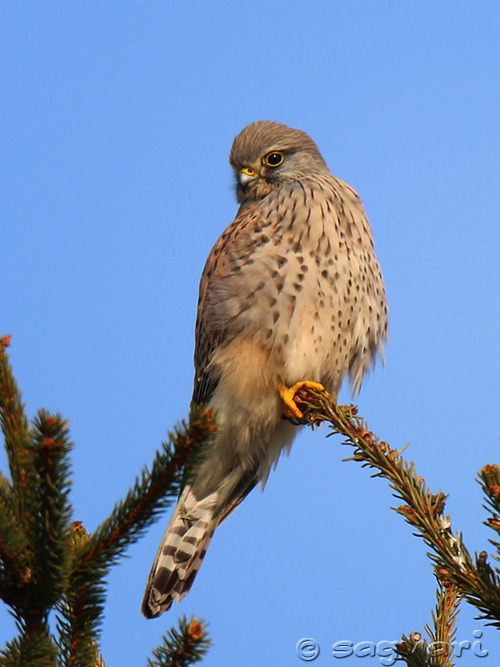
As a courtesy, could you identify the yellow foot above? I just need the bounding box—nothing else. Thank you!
[278,381,327,420]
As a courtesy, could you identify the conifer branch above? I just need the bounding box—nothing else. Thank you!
[1,337,74,634]
[56,409,216,664]
[427,576,461,664]
[0,336,31,494]
[146,616,211,667]
[0,631,58,667]
[395,574,461,667]
[27,411,73,613]
[478,464,500,563]
[395,631,431,667]
[1,337,213,665]
[0,477,29,603]
[0,336,32,596]
[86,406,216,568]
[295,387,500,628]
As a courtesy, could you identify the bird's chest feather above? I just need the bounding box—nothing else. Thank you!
[228,214,349,327]
[209,180,386,393]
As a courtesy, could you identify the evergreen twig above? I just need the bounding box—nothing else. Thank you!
[295,387,500,628]
[0,631,58,667]
[0,336,32,604]
[395,574,461,667]
[478,464,500,566]
[147,616,211,667]
[27,411,73,624]
[426,576,461,667]
[0,337,31,495]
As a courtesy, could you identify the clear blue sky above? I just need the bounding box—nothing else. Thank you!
[2,2,499,665]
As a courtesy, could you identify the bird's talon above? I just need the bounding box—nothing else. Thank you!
[279,381,327,420]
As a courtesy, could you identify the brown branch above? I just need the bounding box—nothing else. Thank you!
[295,387,500,626]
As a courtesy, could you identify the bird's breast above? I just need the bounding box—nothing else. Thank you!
[211,177,387,395]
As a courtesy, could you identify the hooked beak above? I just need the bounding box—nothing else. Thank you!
[238,166,259,193]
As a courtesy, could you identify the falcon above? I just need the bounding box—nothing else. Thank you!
[142,120,388,617]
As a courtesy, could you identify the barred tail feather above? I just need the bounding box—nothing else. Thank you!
[142,463,260,618]
[141,487,218,619]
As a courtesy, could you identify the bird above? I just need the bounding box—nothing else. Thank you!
[142,120,388,618]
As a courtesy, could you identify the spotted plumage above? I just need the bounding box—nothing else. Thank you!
[142,120,388,618]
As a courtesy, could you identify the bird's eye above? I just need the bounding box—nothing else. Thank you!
[263,152,284,168]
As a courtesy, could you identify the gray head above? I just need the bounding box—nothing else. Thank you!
[229,121,328,202]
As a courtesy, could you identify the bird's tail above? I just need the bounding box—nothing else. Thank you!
[141,486,218,618]
[142,463,259,618]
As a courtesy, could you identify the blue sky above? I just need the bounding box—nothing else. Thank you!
[2,1,500,665]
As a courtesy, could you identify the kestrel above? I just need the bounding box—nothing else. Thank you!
[142,120,388,618]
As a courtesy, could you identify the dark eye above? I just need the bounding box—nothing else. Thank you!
[263,152,284,168]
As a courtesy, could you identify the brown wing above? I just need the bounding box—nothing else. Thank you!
[191,203,262,406]
[191,235,227,406]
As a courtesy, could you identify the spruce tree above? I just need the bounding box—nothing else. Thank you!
[0,335,211,666]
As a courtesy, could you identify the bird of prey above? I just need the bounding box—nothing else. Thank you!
[142,120,388,618]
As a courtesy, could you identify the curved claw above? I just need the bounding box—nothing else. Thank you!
[278,380,327,420]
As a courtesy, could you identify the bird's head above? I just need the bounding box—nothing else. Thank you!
[229,120,328,203]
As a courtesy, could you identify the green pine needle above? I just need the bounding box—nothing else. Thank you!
[147,616,211,667]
